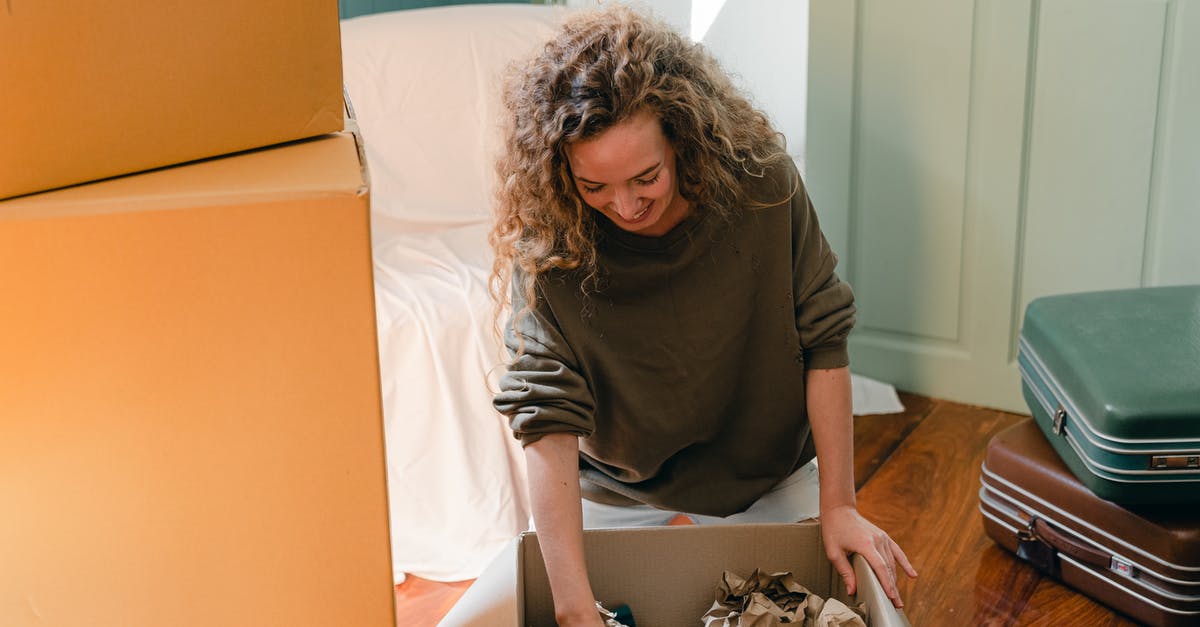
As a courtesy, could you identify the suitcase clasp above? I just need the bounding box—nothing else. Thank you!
[1150,455,1200,470]
[1052,405,1067,436]
[1110,556,1135,579]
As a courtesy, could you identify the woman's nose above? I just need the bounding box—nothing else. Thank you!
[611,189,641,220]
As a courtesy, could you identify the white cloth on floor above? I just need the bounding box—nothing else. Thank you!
[850,373,905,415]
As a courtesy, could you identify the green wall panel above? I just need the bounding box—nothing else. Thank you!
[1017,0,1168,316]
[339,0,528,20]
[811,0,1198,412]
[852,0,975,342]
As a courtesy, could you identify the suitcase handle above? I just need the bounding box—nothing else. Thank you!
[1026,517,1111,571]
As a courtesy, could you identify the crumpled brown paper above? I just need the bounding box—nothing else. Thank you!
[596,601,632,627]
[701,569,867,627]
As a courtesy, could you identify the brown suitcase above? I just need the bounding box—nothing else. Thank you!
[979,418,1200,626]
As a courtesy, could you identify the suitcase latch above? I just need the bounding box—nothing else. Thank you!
[1150,455,1200,470]
[1052,405,1067,436]
[1110,556,1135,579]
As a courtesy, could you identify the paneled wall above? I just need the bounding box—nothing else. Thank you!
[339,0,533,20]
[809,0,1200,412]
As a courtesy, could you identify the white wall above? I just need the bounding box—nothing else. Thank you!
[809,0,1200,411]
[565,0,810,169]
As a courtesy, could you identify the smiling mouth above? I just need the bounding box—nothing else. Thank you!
[629,205,651,221]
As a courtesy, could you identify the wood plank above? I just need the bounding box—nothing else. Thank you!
[970,544,1043,625]
[855,401,1021,623]
[854,401,1138,625]
[853,391,935,490]
[394,576,472,627]
[1016,578,1139,627]
[968,543,1133,625]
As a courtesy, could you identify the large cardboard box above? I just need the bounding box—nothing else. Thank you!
[442,522,910,626]
[0,129,395,626]
[0,0,344,200]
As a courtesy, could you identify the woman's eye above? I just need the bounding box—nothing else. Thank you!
[582,184,604,194]
[635,173,660,186]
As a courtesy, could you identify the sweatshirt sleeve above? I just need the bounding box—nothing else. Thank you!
[789,168,857,370]
[492,274,595,447]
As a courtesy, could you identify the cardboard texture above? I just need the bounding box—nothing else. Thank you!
[0,0,344,200]
[441,522,909,626]
[0,130,395,626]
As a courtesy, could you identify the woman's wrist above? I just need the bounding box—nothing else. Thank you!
[554,597,602,625]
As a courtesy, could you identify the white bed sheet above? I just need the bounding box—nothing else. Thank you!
[342,4,566,584]
[372,218,530,583]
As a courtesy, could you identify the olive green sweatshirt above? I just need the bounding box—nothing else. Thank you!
[493,160,856,517]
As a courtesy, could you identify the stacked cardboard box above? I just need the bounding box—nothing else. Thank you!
[0,127,395,627]
[0,4,393,625]
[0,0,344,200]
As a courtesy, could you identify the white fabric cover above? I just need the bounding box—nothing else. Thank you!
[371,222,529,583]
[341,4,568,583]
[342,4,568,227]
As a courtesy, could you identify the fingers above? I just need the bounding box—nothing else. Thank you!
[863,543,904,608]
[820,509,914,608]
[869,557,903,608]
[828,551,857,596]
[874,534,897,585]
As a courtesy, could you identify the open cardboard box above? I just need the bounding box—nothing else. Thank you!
[442,521,909,626]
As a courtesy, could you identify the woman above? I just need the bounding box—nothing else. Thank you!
[490,7,915,625]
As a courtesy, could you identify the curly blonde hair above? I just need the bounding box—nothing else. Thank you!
[490,5,791,335]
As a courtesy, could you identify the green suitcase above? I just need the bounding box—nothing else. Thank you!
[1018,286,1200,504]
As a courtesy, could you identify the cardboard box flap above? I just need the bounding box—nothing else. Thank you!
[0,133,365,222]
[851,553,908,626]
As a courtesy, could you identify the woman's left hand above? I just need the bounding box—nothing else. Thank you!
[820,504,917,609]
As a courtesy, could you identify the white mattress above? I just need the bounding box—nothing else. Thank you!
[342,4,566,583]
[372,219,530,582]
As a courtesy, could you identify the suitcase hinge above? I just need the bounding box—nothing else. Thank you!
[1051,405,1067,436]
[1150,455,1200,470]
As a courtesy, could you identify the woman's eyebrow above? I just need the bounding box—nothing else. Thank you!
[576,162,661,185]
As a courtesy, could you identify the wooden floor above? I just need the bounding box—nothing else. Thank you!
[396,392,1142,626]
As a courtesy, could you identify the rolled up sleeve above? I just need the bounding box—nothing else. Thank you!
[790,174,856,370]
[493,280,595,447]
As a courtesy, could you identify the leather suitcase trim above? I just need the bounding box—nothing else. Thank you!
[982,464,1200,579]
[981,483,1200,619]
[981,504,1200,621]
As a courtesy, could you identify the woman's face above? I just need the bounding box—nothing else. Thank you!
[565,110,691,237]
